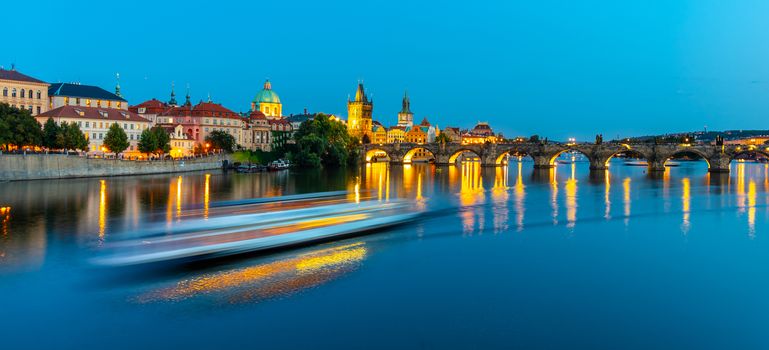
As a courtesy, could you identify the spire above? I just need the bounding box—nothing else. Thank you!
[115,73,122,98]
[168,82,177,106]
[264,79,271,90]
[184,84,191,107]
[354,82,367,102]
[207,92,212,103]
[400,90,411,114]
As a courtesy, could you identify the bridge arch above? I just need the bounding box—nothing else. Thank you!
[547,147,592,166]
[662,148,711,168]
[448,148,482,163]
[730,147,769,161]
[403,147,436,163]
[601,147,651,167]
[364,148,391,162]
[494,147,538,165]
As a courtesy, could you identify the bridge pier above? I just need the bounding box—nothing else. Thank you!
[707,155,731,173]
[648,161,666,172]
[532,155,554,169]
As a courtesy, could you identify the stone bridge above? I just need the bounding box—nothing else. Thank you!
[362,142,769,173]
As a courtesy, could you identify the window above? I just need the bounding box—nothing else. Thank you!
[116,102,121,108]
[36,106,40,115]
[123,123,127,129]
[107,101,111,107]
[65,97,70,105]
[86,99,91,107]
[97,100,101,107]
[92,133,96,139]
[2,87,6,97]
[20,89,25,98]
[85,121,90,128]
[130,124,134,130]
[36,90,41,99]
[11,88,16,97]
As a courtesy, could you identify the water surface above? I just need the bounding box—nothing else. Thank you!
[2,160,769,349]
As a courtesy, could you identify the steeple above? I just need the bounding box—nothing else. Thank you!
[207,92,212,103]
[115,73,122,98]
[354,82,367,102]
[400,90,411,114]
[168,82,177,106]
[184,84,191,107]
[264,79,272,90]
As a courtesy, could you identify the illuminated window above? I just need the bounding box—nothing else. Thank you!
[97,100,101,107]
[116,102,121,108]
[86,99,91,107]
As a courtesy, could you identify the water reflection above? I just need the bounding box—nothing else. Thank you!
[565,163,578,229]
[623,177,631,225]
[513,162,525,231]
[682,178,691,234]
[136,242,367,305]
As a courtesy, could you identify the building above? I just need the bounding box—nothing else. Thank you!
[286,109,314,130]
[405,126,427,144]
[441,126,462,143]
[36,105,151,155]
[269,118,293,150]
[461,122,497,145]
[129,98,169,125]
[386,126,406,143]
[162,124,195,158]
[372,124,387,144]
[245,110,273,151]
[347,83,373,140]
[415,117,438,143]
[397,91,413,127]
[49,82,127,111]
[153,100,245,147]
[0,67,50,116]
[251,80,282,118]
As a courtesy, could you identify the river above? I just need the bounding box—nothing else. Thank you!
[2,159,769,349]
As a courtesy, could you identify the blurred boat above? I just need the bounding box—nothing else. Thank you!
[93,197,421,267]
[624,160,648,166]
[268,159,290,170]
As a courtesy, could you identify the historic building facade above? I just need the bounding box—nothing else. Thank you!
[251,80,282,118]
[0,67,50,116]
[49,82,127,111]
[36,105,151,155]
[347,83,373,140]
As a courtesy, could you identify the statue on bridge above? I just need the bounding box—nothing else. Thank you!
[595,134,603,145]
[715,135,724,146]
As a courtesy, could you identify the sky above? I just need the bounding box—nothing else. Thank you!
[5,0,769,140]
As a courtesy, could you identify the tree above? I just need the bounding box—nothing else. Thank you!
[57,122,88,151]
[290,113,359,168]
[138,126,171,157]
[205,130,236,153]
[0,103,43,149]
[434,132,452,144]
[103,123,129,154]
[42,118,61,149]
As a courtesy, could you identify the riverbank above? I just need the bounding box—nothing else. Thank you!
[0,154,229,181]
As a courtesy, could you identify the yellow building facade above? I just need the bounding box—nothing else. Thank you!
[0,67,50,116]
[387,127,405,143]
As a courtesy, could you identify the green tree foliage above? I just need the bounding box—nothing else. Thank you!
[56,122,89,151]
[291,113,358,168]
[103,123,130,154]
[434,132,452,144]
[205,130,236,153]
[0,103,43,149]
[138,126,171,156]
[42,118,61,149]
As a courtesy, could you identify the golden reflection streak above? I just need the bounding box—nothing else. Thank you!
[550,167,558,225]
[604,170,611,220]
[736,163,746,214]
[204,174,211,220]
[459,161,484,234]
[0,206,10,237]
[385,164,390,201]
[176,176,183,219]
[681,178,690,234]
[748,180,756,238]
[416,173,423,201]
[565,163,577,229]
[513,162,525,231]
[492,166,509,233]
[98,180,107,239]
[136,242,367,303]
[623,177,631,225]
[377,168,383,201]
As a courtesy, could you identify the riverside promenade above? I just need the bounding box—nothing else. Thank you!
[0,154,229,181]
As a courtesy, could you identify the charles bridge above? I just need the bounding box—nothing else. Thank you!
[362,140,769,173]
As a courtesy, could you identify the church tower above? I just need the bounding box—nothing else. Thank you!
[397,90,413,127]
[347,82,373,140]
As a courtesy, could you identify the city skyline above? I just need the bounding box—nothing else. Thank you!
[5,0,769,140]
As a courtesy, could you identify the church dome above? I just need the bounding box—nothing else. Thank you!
[253,80,280,104]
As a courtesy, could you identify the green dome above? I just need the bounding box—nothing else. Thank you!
[253,80,280,104]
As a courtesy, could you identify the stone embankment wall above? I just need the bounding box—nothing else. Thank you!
[0,154,229,181]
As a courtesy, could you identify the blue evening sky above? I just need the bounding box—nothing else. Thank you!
[5,0,769,140]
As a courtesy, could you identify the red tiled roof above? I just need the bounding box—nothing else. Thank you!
[159,101,241,119]
[0,68,47,84]
[129,99,169,114]
[249,110,267,120]
[269,118,291,125]
[37,105,150,123]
